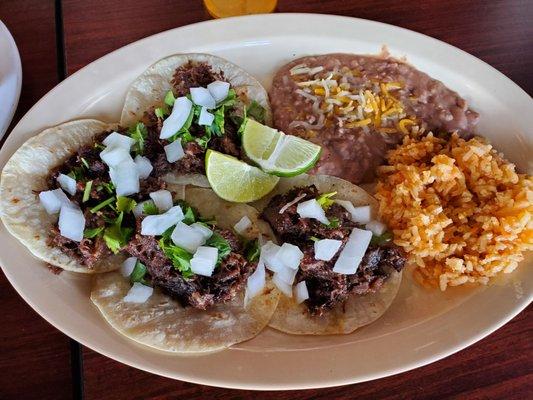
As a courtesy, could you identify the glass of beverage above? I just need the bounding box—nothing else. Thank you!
[203,0,278,19]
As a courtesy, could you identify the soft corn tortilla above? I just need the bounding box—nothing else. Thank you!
[257,174,403,335]
[120,53,272,188]
[91,188,280,354]
[0,119,125,273]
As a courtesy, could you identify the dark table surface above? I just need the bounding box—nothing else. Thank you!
[0,1,532,399]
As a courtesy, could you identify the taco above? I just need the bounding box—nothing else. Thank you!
[91,187,279,354]
[255,175,406,335]
[120,53,272,188]
[0,119,187,273]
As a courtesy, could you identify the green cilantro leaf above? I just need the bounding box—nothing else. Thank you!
[370,231,393,245]
[82,180,93,203]
[129,122,147,156]
[80,157,90,170]
[116,196,137,213]
[316,191,337,210]
[217,88,237,107]
[90,196,116,213]
[155,106,169,119]
[247,100,266,123]
[142,201,159,215]
[83,226,104,239]
[130,260,147,284]
[326,217,340,229]
[103,212,133,254]
[205,232,231,264]
[244,239,260,262]
[164,90,176,107]
[158,238,194,278]
[309,236,320,242]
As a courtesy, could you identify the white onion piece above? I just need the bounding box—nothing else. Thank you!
[207,80,230,102]
[314,239,343,261]
[160,96,193,139]
[100,146,132,168]
[294,281,309,304]
[134,155,153,179]
[276,243,304,270]
[335,200,372,224]
[190,246,218,276]
[366,220,387,236]
[190,87,216,109]
[260,241,285,272]
[244,259,266,307]
[198,107,214,126]
[164,139,185,163]
[103,132,135,149]
[333,228,372,274]
[171,222,207,253]
[297,199,329,225]
[149,190,173,212]
[110,159,139,196]
[39,189,69,214]
[276,265,297,285]
[279,193,307,214]
[58,203,85,242]
[57,174,77,196]
[123,283,153,303]
[272,273,293,298]
[233,216,252,234]
[141,205,184,236]
[190,222,213,240]
[121,257,137,278]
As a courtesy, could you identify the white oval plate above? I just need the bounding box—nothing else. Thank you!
[0,14,531,390]
[0,21,22,140]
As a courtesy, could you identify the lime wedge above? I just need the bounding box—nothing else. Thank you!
[205,150,280,203]
[242,119,322,177]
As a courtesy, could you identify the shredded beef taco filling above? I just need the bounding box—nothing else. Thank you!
[262,185,406,316]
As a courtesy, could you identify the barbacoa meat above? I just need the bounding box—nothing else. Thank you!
[126,223,253,310]
[262,185,406,315]
[171,61,225,97]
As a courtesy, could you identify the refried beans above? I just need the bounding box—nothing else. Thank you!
[270,54,479,183]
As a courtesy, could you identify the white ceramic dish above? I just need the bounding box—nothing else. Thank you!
[0,14,531,390]
[0,21,22,140]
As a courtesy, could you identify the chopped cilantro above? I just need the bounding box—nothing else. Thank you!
[246,100,266,123]
[205,232,231,264]
[316,191,337,210]
[217,88,236,107]
[129,122,147,155]
[155,106,168,119]
[96,181,115,194]
[142,201,159,215]
[310,236,320,242]
[116,196,137,213]
[93,142,105,150]
[326,217,340,228]
[102,212,133,254]
[130,260,147,284]
[370,231,393,245]
[158,238,194,278]
[83,226,104,239]
[90,196,116,213]
[82,180,93,203]
[164,90,176,107]
[67,166,85,181]
[182,206,196,225]
[80,157,90,169]
[244,239,260,262]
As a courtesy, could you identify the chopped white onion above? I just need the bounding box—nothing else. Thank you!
[294,281,309,304]
[297,199,329,225]
[260,241,285,272]
[279,193,307,214]
[57,174,77,196]
[276,243,304,270]
[198,107,214,126]
[171,222,207,253]
[314,239,343,261]
[109,159,139,196]
[134,155,153,179]
[149,190,173,212]
[276,265,297,285]
[164,139,185,163]
[190,246,218,276]
[121,257,137,278]
[190,222,213,240]
[272,273,293,297]
[58,203,85,242]
[233,216,252,234]
[39,188,69,214]
[335,200,372,224]
[190,87,216,109]
[207,80,230,103]
[141,205,184,236]
[366,220,387,236]
[160,96,193,139]
[244,259,266,307]
[100,146,132,168]
[123,282,153,303]
[102,132,135,149]
[333,228,372,274]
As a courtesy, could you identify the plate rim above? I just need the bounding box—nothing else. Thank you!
[0,13,531,390]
